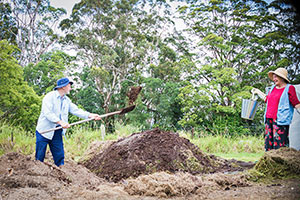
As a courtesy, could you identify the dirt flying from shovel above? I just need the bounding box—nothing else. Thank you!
[82,128,254,182]
[127,86,142,105]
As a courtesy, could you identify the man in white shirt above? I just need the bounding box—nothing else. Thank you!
[35,77,101,166]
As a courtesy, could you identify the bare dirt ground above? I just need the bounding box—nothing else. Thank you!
[1,128,300,200]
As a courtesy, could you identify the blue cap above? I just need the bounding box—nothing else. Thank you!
[54,77,73,90]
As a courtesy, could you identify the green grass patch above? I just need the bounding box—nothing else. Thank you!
[178,131,265,162]
[64,127,104,161]
[179,132,264,153]
[0,121,35,156]
[212,152,264,162]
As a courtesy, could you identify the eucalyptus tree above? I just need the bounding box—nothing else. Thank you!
[0,2,18,43]
[6,0,66,66]
[268,0,300,83]
[59,0,178,117]
[177,0,300,134]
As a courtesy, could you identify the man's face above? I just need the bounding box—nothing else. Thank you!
[62,83,72,95]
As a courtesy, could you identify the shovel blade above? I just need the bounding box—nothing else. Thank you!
[120,105,136,114]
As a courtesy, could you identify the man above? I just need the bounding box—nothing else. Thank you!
[35,77,101,166]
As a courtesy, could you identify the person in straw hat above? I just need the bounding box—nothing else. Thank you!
[252,68,300,151]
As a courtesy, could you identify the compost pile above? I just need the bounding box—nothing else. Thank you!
[82,128,252,182]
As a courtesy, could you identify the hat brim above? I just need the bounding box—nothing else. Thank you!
[54,81,73,90]
[268,71,289,83]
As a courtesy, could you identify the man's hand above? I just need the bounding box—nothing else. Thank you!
[57,120,70,129]
[89,113,102,120]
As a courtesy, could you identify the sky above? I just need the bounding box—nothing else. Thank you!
[50,0,80,16]
[48,0,81,55]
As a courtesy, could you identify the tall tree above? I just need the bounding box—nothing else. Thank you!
[7,0,66,66]
[268,0,300,83]
[59,0,175,115]
[177,0,300,134]
[23,50,74,95]
[0,40,41,131]
[0,2,18,43]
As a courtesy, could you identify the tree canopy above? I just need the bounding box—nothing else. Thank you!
[0,40,41,131]
[1,0,299,134]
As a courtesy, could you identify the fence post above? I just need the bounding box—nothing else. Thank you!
[101,124,106,141]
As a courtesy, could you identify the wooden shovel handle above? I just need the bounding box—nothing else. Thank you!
[39,109,127,134]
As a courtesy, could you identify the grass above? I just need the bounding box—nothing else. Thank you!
[0,121,264,163]
[213,152,264,162]
[178,131,265,162]
[0,121,35,156]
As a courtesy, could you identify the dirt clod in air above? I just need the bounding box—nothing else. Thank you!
[127,86,142,105]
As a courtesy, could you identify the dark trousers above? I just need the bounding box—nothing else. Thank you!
[35,129,64,166]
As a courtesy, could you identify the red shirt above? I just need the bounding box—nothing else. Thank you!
[265,85,300,119]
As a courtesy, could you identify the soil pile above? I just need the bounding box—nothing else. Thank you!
[0,152,130,200]
[82,128,252,182]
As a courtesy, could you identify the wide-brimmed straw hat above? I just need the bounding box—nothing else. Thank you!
[268,68,289,83]
[54,77,73,90]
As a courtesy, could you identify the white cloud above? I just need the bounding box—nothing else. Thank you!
[50,0,81,16]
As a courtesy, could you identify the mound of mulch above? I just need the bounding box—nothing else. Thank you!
[124,171,250,198]
[248,147,300,181]
[82,128,252,182]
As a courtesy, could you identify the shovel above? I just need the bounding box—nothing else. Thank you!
[39,105,136,134]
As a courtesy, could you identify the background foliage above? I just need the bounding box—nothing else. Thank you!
[0,0,299,135]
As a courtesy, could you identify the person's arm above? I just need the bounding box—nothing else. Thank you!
[69,102,101,120]
[251,88,267,101]
[295,104,300,114]
[288,86,300,114]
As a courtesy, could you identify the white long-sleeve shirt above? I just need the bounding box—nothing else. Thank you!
[36,90,90,140]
